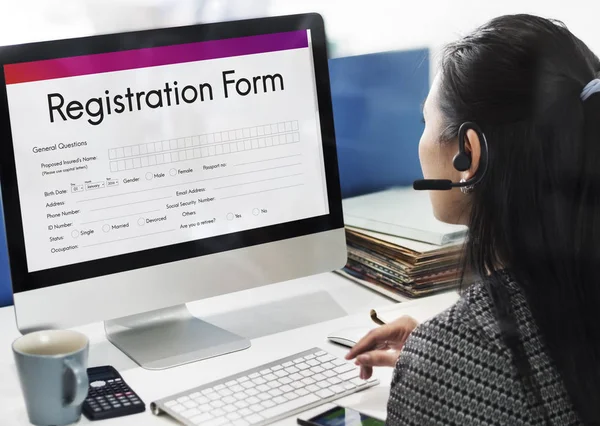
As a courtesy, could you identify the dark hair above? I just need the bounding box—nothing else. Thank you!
[438,14,600,423]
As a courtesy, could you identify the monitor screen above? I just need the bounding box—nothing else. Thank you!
[1,25,336,285]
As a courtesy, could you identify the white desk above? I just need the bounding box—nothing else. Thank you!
[0,272,449,426]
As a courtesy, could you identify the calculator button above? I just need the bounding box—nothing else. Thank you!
[90,381,106,388]
[93,408,102,413]
[123,402,131,406]
[115,378,122,382]
[133,401,142,405]
[107,379,114,383]
[114,403,122,408]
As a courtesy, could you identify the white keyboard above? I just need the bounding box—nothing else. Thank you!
[151,347,379,426]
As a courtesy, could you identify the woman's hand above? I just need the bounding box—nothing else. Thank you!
[345,316,419,380]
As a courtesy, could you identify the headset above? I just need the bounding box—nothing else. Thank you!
[413,121,489,191]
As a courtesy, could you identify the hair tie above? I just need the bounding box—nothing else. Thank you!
[581,78,600,101]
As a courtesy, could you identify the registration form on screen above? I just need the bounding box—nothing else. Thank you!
[4,30,329,272]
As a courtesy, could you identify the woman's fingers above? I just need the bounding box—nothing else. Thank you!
[356,350,400,368]
[345,316,419,361]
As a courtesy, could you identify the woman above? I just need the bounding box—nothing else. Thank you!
[347,14,600,425]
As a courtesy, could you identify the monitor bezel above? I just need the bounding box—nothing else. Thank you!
[0,13,343,294]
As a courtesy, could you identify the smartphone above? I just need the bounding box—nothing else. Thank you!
[297,405,385,426]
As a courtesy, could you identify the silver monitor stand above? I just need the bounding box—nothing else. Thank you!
[104,304,250,370]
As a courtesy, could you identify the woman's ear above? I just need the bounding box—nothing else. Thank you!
[463,128,481,180]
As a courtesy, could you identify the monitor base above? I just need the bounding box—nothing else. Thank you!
[104,304,251,370]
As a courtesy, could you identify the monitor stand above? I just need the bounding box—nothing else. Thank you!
[104,304,251,370]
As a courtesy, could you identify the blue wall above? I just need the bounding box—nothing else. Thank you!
[329,48,429,198]
[0,194,12,307]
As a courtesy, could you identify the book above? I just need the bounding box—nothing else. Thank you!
[343,187,468,245]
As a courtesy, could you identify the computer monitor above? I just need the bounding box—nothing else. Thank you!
[0,14,345,370]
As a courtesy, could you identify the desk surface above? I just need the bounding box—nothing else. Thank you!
[0,272,450,426]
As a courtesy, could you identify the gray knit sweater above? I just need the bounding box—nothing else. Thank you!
[386,276,581,425]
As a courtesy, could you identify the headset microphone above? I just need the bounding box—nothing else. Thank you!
[413,121,489,191]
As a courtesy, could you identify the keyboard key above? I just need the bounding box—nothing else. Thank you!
[331,385,346,394]
[322,362,336,370]
[264,373,277,381]
[284,391,299,401]
[272,365,283,371]
[218,389,233,397]
[242,381,255,389]
[313,373,326,382]
[165,400,177,407]
[247,414,264,424]
[316,389,334,399]
[190,413,212,424]
[212,408,226,417]
[257,384,270,392]
[204,417,228,426]
[261,400,276,408]
[296,388,309,396]
[343,382,357,390]
[324,370,337,378]
[223,404,237,413]
[239,408,253,416]
[232,420,249,426]
[279,377,292,385]
[290,373,304,381]
[249,373,260,379]
[327,377,342,385]
[225,380,237,387]
[182,408,201,418]
[306,384,320,393]
[199,404,212,412]
[202,388,215,395]
[273,396,287,404]
[234,400,249,409]
[316,351,327,356]
[214,384,226,391]
[274,370,288,378]
[332,358,346,366]
[306,359,319,367]
[302,377,316,386]
[300,370,313,378]
[260,369,271,375]
[210,400,224,408]
[171,404,185,413]
[246,396,260,405]
[261,394,320,419]
[296,362,310,370]
[238,376,249,383]
[285,366,300,374]
[340,370,360,381]
[227,412,241,420]
[292,382,305,389]
[246,388,259,396]
[267,380,281,389]
[334,364,355,374]
[230,384,245,393]
[282,361,293,368]
[207,392,221,401]
[304,355,315,360]
[310,366,325,374]
[194,396,210,404]
[318,381,330,389]
[318,355,336,363]
[258,393,271,401]
[252,377,267,385]
[293,358,305,364]
[280,384,294,393]
[223,396,236,404]
[250,404,263,413]
[268,389,282,397]
[233,392,248,401]
[177,396,190,403]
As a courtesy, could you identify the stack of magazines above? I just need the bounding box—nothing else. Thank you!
[338,188,467,300]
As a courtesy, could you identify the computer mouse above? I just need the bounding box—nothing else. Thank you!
[327,327,374,348]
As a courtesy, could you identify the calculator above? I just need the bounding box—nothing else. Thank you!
[83,365,145,421]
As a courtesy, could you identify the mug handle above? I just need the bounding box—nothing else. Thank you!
[64,358,89,407]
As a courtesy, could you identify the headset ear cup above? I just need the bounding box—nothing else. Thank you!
[453,152,471,172]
